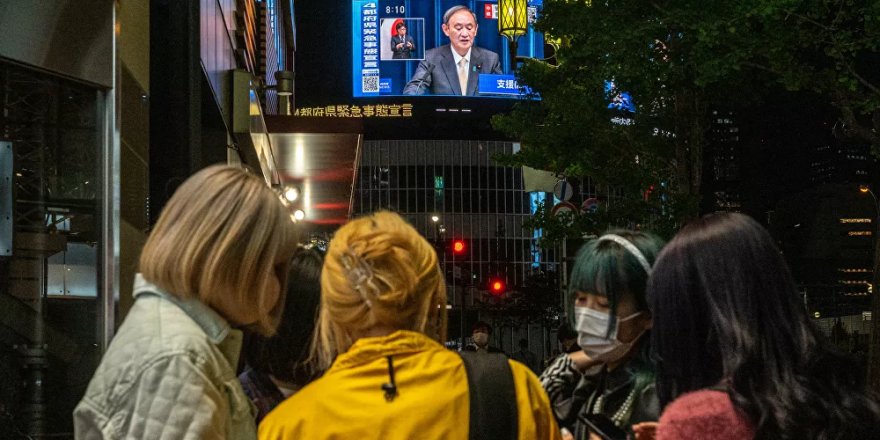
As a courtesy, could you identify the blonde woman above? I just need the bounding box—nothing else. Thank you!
[259,211,561,440]
[74,165,298,439]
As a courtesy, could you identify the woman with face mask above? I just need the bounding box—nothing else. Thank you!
[540,231,663,440]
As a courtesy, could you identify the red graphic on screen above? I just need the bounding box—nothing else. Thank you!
[390,18,405,36]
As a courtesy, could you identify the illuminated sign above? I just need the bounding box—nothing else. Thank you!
[848,230,872,236]
[293,103,413,117]
[478,74,531,95]
[840,218,872,223]
[610,117,635,126]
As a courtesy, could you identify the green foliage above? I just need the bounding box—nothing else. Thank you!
[493,0,880,242]
[523,190,692,247]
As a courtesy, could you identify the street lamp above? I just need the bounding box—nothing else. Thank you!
[859,184,880,389]
[858,184,878,296]
[260,70,295,115]
[498,0,528,71]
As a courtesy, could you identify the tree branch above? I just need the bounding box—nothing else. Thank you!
[839,104,880,146]
[785,11,835,33]
[844,64,880,97]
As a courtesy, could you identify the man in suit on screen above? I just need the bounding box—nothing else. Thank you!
[402,5,502,96]
[390,22,416,59]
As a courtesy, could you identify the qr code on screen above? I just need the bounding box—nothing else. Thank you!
[362,75,380,93]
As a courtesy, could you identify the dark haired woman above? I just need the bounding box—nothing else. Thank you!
[239,246,323,423]
[648,212,880,439]
[540,231,664,439]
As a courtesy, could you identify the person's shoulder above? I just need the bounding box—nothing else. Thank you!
[107,298,215,365]
[508,358,533,376]
[259,398,304,438]
[662,389,733,417]
[259,378,327,435]
[657,389,753,440]
[425,44,450,56]
[508,357,545,395]
[474,45,500,59]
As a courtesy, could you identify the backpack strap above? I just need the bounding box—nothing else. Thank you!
[459,351,518,440]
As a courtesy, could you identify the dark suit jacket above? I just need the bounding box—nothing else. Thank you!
[402,44,503,96]
[390,35,415,59]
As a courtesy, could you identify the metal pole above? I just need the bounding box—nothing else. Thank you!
[102,2,121,351]
[867,189,880,391]
[457,251,465,350]
[561,239,568,309]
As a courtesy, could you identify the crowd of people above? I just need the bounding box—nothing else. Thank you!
[72,165,880,439]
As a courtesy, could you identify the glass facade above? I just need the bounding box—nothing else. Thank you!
[354,140,556,290]
[353,140,561,356]
[0,61,108,437]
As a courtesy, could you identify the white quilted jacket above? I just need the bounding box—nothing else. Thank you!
[74,275,257,439]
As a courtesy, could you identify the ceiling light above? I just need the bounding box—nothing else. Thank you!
[283,187,299,202]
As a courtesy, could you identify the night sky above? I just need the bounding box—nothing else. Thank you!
[738,90,834,221]
[294,0,352,107]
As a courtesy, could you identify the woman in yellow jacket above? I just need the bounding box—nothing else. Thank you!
[259,211,561,440]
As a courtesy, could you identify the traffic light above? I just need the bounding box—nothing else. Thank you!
[643,184,656,201]
[488,277,506,297]
[452,239,466,255]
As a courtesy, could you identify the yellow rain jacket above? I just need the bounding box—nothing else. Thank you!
[259,330,561,440]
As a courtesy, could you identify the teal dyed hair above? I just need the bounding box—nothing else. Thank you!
[567,229,665,415]
[566,229,664,332]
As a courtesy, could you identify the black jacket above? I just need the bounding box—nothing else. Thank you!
[540,354,659,438]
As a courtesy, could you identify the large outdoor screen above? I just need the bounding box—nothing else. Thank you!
[352,1,544,99]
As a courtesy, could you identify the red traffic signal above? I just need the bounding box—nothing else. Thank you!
[452,239,466,255]
[489,278,506,296]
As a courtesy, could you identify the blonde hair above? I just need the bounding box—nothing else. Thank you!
[139,165,298,336]
[314,211,447,368]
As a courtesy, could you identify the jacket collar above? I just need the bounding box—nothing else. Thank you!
[133,273,243,366]
[330,330,442,372]
[450,46,472,67]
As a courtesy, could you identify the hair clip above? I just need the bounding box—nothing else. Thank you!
[341,248,375,308]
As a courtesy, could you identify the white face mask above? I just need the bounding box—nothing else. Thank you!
[574,306,645,363]
[472,332,489,347]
